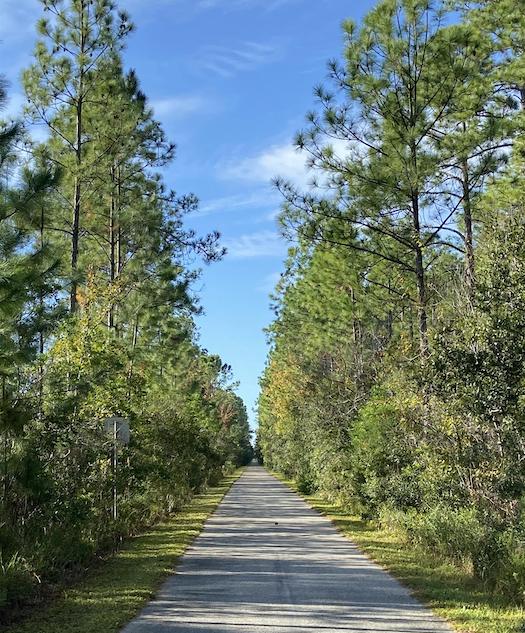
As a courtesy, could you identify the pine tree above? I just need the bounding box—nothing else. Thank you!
[431,20,514,293]
[0,78,55,515]
[23,0,133,312]
[280,0,484,357]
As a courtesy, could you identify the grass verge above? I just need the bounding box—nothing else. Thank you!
[3,470,243,633]
[273,472,525,633]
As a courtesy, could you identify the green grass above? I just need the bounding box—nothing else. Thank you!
[273,473,525,633]
[3,471,243,633]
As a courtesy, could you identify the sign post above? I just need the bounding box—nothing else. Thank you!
[103,417,130,521]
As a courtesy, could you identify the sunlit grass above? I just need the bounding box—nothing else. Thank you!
[4,471,242,633]
[274,473,525,633]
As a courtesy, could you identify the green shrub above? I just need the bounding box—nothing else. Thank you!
[379,505,485,566]
[310,433,353,506]
[473,528,525,603]
[405,505,485,565]
[378,506,414,539]
[350,383,424,516]
[472,527,512,586]
[297,473,316,495]
[0,552,36,611]
[380,505,525,604]
[499,546,525,603]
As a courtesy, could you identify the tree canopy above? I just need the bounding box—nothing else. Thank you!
[0,0,250,617]
[259,0,525,604]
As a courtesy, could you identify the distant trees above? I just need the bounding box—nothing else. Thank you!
[0,0,250,617]
[259,0,525,603]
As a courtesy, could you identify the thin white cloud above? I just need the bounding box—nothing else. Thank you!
[220,143,311,187]
[1,92,26,120]
[224,230,285,258]
[130,0,298,12]
[135,0,300,11]
[151,95,208,119]
[196,41,280,78]
[197,190,280,218]
[0,92,49,144]
[220,138,351,188]
[29,124,50,144]
[257,271,282,293]
[0,0,37,43]
[198,0,296,9]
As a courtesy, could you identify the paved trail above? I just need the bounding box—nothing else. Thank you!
[122,465,451,633]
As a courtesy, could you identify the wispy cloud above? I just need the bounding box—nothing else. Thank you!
[0,91,50,144]
[136,0,300,11]
[196,41,280,78]
[220,138,351,188]
[1,92,26,120]
[197,190,280,218]
[257,271,282,293]
[198,0,298,9]
[0,0,37,43]
[220,142,311,187]
[151,95,209,119]
[224,230,286,258]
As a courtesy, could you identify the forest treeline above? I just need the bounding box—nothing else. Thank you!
[0,0,251,616]
[258,0,525,603]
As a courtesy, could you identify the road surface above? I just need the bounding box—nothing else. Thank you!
[122,465,451,633]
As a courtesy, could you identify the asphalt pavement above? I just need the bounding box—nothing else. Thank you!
[121,464,452,633]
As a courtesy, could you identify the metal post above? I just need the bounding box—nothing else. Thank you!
[112,419,118,521]
[103,416,129,522]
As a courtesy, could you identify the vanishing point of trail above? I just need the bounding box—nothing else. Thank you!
[122,465,451,633]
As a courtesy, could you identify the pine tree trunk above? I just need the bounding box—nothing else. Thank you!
[412,193,428,358]
[39,206,45,417]
[2,377,7,512]
[127,315,140,397]
[415,246,428,357]
[117,167,123,275]
[108,165,116,329]
[461,155,475,293]
[70,175,81,312]
[70,3,86,314]
[386,279,393,340]
[349,286,359,344]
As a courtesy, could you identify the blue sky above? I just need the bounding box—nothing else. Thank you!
[1,0,375,428]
